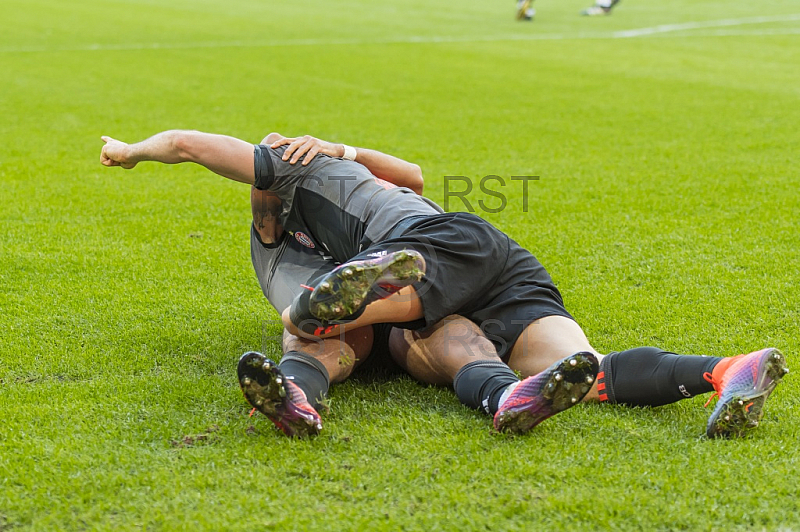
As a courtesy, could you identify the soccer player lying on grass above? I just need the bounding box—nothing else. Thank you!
[101,129,594,437]
[100,130,790,439]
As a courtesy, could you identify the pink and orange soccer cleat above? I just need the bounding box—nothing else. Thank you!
[237,352,322,438]
[704,348,789,438]
[494,352,599,434]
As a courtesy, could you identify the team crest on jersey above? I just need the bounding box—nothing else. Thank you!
[294,231,316,249]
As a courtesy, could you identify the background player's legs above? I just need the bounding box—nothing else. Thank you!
[581,0,619,16]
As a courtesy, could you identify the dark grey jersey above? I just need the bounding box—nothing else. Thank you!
[253,144,443,264]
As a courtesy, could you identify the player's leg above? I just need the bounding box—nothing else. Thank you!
[506,315,603,396]
[506,316,720,404]
[516,0,535,21]
[247,192,382,436]
[239,324,378,438]
[506,318,790,437]
[389,315,598,433]
[283,284,424,339]
[282,248,427,339]
[581,0,619,16]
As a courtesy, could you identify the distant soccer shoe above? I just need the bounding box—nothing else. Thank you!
[494,352,599,434]
[309,249,426,322]
[704,348,789,438]
[238,352,322,438]
[581,0,619,16]
[516,0,535,20]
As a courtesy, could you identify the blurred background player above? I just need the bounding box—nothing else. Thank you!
[516,0,535,21]
[581,0,620,16]
[516,0,620,21]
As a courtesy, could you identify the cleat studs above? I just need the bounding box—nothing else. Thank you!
[255,399,263,406]
[242,377,251,386]
[571,397,578,404]
[569,358,578,367]
[773,353,781,360]
[275,377,283,386]
[554,373,563,382]
[262,362,271,372]
[585,375,594,385]
[319,281,331,292]
[738,400,744,406]
[316,423,323,430]
[278,388,286,398]
[355,266,364,273]
[333,305,342,314]
[784,368,790,374]
[342,268,353,278]
[724,415,731,421]
[747,420,759,427]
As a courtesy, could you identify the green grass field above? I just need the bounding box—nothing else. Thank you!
[2,0,799,529]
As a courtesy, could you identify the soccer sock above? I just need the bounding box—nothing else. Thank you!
[279,351,330,410]
[597,347,721,407]
[453,360,520,415]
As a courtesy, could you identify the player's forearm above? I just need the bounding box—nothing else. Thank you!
[105,130,256,185]
[124,130,191,165]
[350,147,424,194]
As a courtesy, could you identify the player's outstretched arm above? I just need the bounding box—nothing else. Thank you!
[267,134,424,194]
[100,130,256,185]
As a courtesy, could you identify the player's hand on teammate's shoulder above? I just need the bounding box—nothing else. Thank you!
[100,136,136,169]
[269,134,344,166]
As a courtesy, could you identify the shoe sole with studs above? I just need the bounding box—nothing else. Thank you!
[494,352,599,434]
[309,250,425,322]
[237,351,322,438]
[706,348,789,438]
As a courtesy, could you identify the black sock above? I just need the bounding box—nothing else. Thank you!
[453,360,519,415]
[598,347,721,407]
[278,351,330,410]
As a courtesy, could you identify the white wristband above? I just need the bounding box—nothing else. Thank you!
[342,144,357,161]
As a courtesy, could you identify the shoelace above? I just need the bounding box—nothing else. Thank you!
[702,372,719,408]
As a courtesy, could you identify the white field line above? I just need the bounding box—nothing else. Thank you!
[612,13,800,37]
[1,14,798,53]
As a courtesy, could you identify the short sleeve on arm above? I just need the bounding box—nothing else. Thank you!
[253,144,276,190]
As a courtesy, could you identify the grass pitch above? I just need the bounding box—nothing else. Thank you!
[1,0,799,529]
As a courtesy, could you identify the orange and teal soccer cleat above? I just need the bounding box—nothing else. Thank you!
[704,348,789,438]
[308,249,425,322]
[238,352,322,438]
[494,352,599,434]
